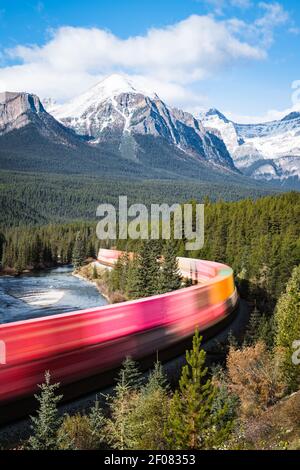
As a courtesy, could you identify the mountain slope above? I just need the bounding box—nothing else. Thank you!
[0,86,242,181]
[0,91,154,177]
[52,74,237,173]
[0,85,287,194]
[0,91,80,145]
[202,108,300,186]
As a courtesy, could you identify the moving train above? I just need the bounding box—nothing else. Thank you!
[0,249,238,406]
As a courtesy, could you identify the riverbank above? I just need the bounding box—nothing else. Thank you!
[0,265,107,324]
[0,262,67,277]
[72,269,111,303]
[73,262,126,304]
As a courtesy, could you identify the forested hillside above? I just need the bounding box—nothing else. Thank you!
[1,192,299,451]
[192,192,300,313]
[1,192,299,314]
[115,192,300,313]
[0,170,282,227]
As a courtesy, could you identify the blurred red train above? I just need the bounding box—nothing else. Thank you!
[0,249,238,404]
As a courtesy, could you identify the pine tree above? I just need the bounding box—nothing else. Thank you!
[243,306,261,346]
[110,253,130,292]
[227,330,239,349]
[72,231,85,269]
[144,360,169,394]
[105,372,136,450]
[15,244,27,273]
[116,356,144,391]
[211,366,239,435]
[87,240,96,258]
[27,371,63,450]
[274,265,300,391]
[125,254,141,299]
[127,241,161,299]
[58,414,90,450]
[88,399,106,449]
[140,241,161,297]
[160,241,182,293]
[165,330,231,450]
[32,233,43,266]
[127,361,169,450]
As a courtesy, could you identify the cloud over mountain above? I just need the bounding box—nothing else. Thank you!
[0,11,278,105]
[0,2,291,117]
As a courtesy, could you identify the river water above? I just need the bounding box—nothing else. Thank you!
[0,265,108,324]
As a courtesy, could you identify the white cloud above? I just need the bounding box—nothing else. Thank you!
[0,14,265,106]
[226,2,289,48]
[203,0,252,15]
[255,2,289,46]
[0,6,290,115]
[9,15,264,81]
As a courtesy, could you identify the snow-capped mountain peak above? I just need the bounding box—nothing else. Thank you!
[281,111,300,122]
[201,108,240,155]
[53,73,157,120]
[92,73,154,99]
[204,108,229,123]
[201,108,300,185]
[50,75,236,172]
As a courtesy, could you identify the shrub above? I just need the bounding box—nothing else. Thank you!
[227,342,285,417]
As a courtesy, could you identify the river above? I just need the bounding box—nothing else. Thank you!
[0,265,108,324]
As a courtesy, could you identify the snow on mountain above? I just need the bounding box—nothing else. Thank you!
[42,97,58,113]
[52,74,157,120]
[51,74,236,172]
[201,109,300,184]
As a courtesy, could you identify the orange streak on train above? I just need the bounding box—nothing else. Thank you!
[0,249,238,403]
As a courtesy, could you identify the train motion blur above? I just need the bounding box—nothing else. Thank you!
[0,249,238,405]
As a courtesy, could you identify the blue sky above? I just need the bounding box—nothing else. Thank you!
[0,0,299,122]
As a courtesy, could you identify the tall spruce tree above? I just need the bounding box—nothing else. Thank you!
[127,361,169,450]
[116,356,144,391]
[105,371,136,450]
[72,231,85,269]
[27,371,63,450]
[243,306,262,346]
[144,360,169,394]
[159,241,182,293]
[165,330,231,450]
[88,399,107,449]
[125,254,141,299]
[127,241,161,299]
